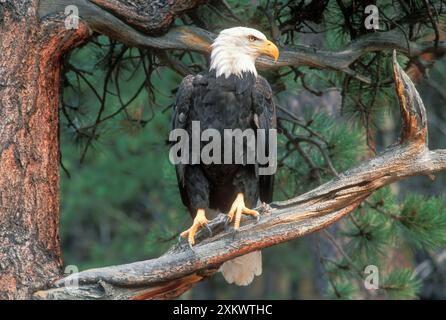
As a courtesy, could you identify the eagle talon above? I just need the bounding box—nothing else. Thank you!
[180,209,209,247]
[188,241,197,252]
[203,223,213,237]
[224,215,232,230]
[226,193,260,230]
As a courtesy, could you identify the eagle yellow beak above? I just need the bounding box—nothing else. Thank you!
[260,40,279,62]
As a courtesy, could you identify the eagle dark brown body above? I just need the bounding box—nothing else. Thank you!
[172,70,276,216]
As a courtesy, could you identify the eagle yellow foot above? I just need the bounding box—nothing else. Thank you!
[180,209,212,247]
[225,193,260,230]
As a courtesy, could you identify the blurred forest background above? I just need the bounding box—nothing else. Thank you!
[59,0,446,299]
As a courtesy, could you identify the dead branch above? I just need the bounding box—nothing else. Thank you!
[33,52,446,300]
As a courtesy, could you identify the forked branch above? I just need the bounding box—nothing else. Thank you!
[34,52,446,300]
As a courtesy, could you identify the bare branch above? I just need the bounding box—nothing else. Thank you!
[34,52,446,300]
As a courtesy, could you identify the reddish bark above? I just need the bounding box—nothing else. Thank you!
[0,1,89,299]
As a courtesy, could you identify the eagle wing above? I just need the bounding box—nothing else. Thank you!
[171,74,196,212]
[253,76,276,204]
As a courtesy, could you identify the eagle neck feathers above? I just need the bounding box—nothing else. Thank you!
[210,46,258,79]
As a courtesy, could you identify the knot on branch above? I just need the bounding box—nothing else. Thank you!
[89,0,205,34]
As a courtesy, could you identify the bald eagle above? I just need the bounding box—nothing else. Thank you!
[171,27,278,286]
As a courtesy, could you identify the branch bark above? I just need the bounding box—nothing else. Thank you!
[33,52,446,300]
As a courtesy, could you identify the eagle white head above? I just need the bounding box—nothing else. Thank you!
[210,27,279,78]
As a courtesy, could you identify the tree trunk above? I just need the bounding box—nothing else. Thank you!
[0,0,88,299]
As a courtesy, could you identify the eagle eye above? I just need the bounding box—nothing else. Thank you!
[248,35,258,42]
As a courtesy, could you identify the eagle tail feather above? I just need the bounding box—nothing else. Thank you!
[219,251,262,286]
